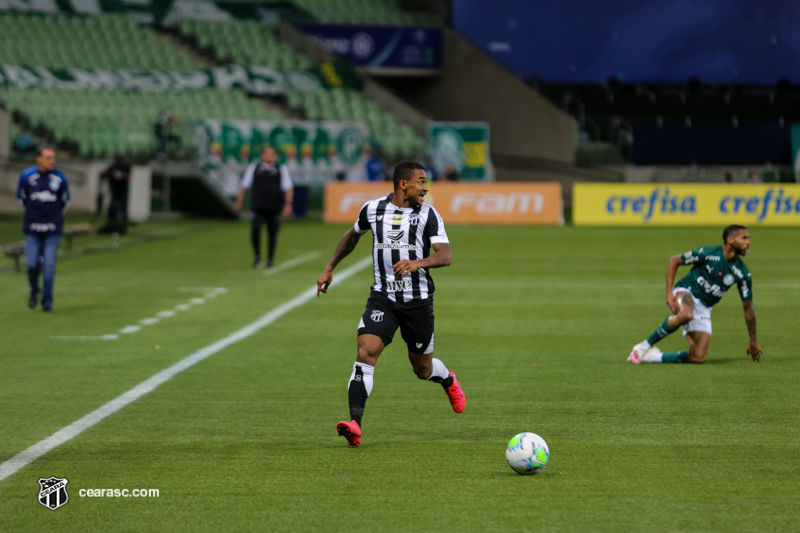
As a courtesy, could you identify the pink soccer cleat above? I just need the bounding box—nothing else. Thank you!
[626,351,642,365]
[443,370,466,413]
[627,342,648,365]
[337,420,362,447]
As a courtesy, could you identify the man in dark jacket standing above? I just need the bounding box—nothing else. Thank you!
[235,145,294,269]
[17,145,70,312]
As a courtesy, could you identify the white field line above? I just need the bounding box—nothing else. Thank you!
[49,288,228,341]
[0,255,371,484]
[49,335,119,341]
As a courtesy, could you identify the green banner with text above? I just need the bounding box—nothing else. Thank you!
[0,62,359,95]
[194,119,371,190]
[428,122,490,180]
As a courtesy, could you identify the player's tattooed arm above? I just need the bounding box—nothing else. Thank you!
[317,228,361,296]
[742,300,763,362]
[393,243,451,277]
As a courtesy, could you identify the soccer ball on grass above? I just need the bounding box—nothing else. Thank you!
[506,432,549,475]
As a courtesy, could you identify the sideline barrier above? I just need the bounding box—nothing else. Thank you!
[573,183,800,226]
[324,182,563,225]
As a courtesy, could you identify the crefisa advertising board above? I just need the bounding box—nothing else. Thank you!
[573,183,800,226]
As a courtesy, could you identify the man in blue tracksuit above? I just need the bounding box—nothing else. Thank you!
[17,145,70,312]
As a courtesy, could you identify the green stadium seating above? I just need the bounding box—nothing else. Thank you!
[0,11,428,161]
[0,85,281,159]
[0,13,203,71]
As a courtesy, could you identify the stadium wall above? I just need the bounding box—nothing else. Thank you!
[384,28,578,169]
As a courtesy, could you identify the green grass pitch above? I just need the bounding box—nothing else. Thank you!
[0,216,798,532]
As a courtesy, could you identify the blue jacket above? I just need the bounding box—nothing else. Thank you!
[17,166,70,236]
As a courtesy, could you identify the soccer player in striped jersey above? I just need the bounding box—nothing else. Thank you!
[316,161,465,447]
[628,225,763,364]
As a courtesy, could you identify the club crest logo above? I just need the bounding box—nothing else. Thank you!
[408,214,420,225]
[38,476,69,511]
[723,274,735,286]
[387,230,404,242]
[49,177,60,191]
[370,310,384,322]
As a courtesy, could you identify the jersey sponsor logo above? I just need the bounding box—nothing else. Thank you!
[30,190,58,202]
[742,284,750,298]
[696,276,725,298]
[723,274,735,286]
[706,255,720,261]
[450,192,545,214]
[376,243,421,250]
[684,251,692,258]
[370,310,384,322]
[731,265,744,278]
[29,222,57,232]
[387,229,404,242]
[386,279,413,292]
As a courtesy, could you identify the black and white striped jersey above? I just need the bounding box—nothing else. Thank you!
[354,195,449,302]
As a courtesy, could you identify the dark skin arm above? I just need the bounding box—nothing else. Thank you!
[742,300,763,362]
[392,242,451,277]
[316,234,452,296]
[316,228,362,296]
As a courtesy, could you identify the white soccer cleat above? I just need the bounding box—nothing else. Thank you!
[627,342,649,365]
[641,346,662,363]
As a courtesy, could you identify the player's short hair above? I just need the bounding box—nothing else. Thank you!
[723,224,747,243]
[36,144,55,157]
[392,160,425,188]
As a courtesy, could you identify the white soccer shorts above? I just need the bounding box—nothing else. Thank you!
[673,287,712,336]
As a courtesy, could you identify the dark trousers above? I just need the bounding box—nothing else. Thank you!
[251,209,281,267]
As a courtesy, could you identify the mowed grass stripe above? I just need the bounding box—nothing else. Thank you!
[0,255,372,484]
[0,220,798,531]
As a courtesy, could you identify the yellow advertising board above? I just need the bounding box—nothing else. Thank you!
[573,183,800,226]
[324,182,563,225]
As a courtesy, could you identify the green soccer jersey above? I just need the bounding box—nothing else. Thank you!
[674,245,753,308]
